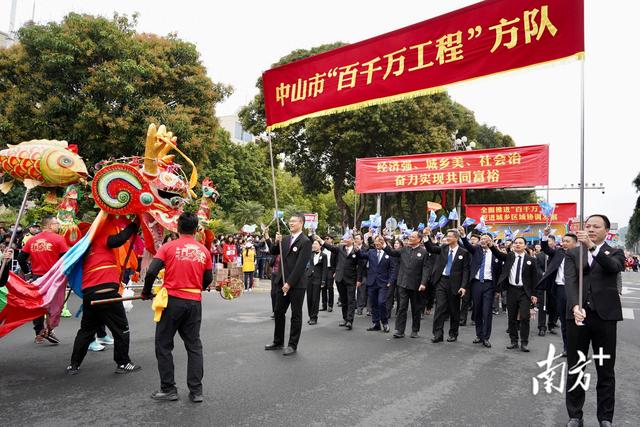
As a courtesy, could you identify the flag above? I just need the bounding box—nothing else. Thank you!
[1,212,110,337]
[274,210,284,219]
[462,217,476,227]
[341,230,353,241]
[437,215,449,229]
[475,216,487,233]
[504,226,513,240]
[513,229,521,237]
[427,201,442,211]
[523,225,531,233]
[417,223,425,231]
[398,220,408,232]
[361,220,371,228]
[428,210,437,228]
[448,208,458,221]
[538,200,556,218]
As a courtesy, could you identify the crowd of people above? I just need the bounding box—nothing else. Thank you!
[0,212,627,425]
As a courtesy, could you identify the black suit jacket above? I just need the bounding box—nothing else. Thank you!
[425,240,470,293]
[383,244,430,290]
[536,239,566,291]
[323,243,362,285]
[490,247,538,297]
[564,243,624,321]
[306,252,328,287]
[267,234,312,290]
[461,237,502,284]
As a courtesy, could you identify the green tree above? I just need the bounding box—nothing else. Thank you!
[0,13,230,177]
[626,172,640,249]
[240,43,532,227]
[229,200,265,228]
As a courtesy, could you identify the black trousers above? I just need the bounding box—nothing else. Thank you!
[536,289,558,331]
[472,279,495,340]
[555,285,568,352]
[273,287,305,349]
[507,285,531,344]
[459,287,472,323]
[156,297,203,394]
[70,288,131,367]
[336,280,356,323]
[425,280,435,311]
[385,283,398,318]
[432,277,461,339]
[270,279,278,312]
[321,269,335,308]
[395,287,422,334]
[31,275,44,335]
[306,281,321,321]
[566,307,617,422]
[357,281,368,310]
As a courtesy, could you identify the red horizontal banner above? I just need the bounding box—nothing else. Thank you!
[263,0,584,129]
[465,202,577,224]
[355,145,548,194]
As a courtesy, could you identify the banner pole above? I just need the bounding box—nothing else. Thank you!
[0,187,31,278]
[578,57,585,315]
[266,132,287,290]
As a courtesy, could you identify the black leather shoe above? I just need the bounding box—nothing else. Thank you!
[393,332,405,338]
[383,324,390,333]
[538,329,546,337]
[264,343,283,351]
[282,346,297,356]
[447,336,457,342]
[521,344,530,352]
[431,336,443,343]
[410,331,419,338]
[356,309,363,315]
[338,321,347,327]
[308,319,317,325]
[506,342,519,350]
[459,320,467,327]
[345,322,352,330]
[566,418,583,427]
[482,340,492,348]
[328,307,333,312]
[366,325,381,331]
[319,307,327,311]
[599,420,612,427]
[473,337,482,344]
[151,390,178,401]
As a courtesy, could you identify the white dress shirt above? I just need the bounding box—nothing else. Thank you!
[323,248,332,267]
[475,248,493,281]
[588,242,605,266]
[313,252,321,266]
[555,258,565,285]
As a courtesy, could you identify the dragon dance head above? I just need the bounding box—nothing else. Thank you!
[91,123,198,253]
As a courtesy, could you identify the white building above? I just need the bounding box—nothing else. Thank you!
[218,115,255,144]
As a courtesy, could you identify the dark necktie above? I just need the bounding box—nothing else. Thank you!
[515,255,522,285]
[445,250,453,276]
[479,250,486,282]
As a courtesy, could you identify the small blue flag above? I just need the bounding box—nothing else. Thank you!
[437,215,449,229]
[417,223,425,231]
[462,217,476,227]
[448,208,459,221]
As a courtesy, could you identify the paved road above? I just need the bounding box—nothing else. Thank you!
[1,273,639,426]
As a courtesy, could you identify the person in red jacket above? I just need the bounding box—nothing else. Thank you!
[18,216,69,344]
[222,235,237,268]
[66,216,141,376]
[142,212,213,402]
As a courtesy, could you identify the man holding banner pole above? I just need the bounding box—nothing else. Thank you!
[564,214,624,427]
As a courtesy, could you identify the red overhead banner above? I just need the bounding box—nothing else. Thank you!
[263,0,584,129]
[465,202,577,224]
[355,144,548,194]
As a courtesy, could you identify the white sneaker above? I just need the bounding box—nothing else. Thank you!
[96,335,114,345]
[88,340,105,352]
[248,288,252,293]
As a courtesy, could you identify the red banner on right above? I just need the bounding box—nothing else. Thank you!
[465,203,576,224]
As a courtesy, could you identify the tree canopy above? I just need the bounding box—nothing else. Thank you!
[0,13,230,170]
